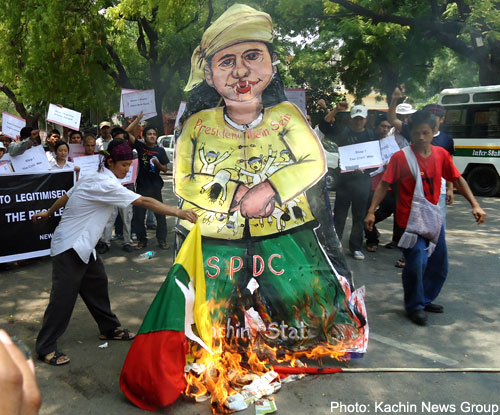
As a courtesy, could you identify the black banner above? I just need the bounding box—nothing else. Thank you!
[0,171,74,263]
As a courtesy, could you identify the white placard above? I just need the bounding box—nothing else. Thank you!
[379,135,401,164]
[119,88,140,114]
[122,89,157,118]
[0,161,12,174]
[10,146,51,173]
[119,158,138,185]
[338,141,383,172]
[73,154,100,177]
[47,104,81,130]
[2,112,26,139]
[174,101,187,129]
[68,143,85,160]
[285,88,307,115]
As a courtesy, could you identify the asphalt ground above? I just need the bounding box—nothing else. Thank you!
[1,176,499,415]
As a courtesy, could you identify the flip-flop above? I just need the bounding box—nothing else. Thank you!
[99,328,135,341]
[38,350,70,366]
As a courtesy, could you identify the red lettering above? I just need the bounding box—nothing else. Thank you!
[270,120,280,131]
[229,256,243,280]
[253,255,265,277]
[206,256,220,279]
[194,118,203,132]
[268,254,284,275]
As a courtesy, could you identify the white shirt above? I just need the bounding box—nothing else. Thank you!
[51,167,140,263]
[50,160,75,170]
[96,137,113,152]
[46,151,56,163]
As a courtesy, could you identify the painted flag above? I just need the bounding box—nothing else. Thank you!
[120,222,212,411]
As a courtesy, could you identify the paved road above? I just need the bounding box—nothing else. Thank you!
[1,178,499,415]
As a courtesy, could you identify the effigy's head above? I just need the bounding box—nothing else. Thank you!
[185,4,276,103]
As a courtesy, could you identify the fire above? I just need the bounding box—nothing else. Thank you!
[184,320,348,413]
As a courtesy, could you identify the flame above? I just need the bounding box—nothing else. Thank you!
[185,317,348,414]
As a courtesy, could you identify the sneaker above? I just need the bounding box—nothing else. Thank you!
[407,309,427,326]
[351,250,365,260]
[122,244,134,253]
[147,224,157,230]
[424,303,444,313]
[112,233,123,241]
[97,244,110,254]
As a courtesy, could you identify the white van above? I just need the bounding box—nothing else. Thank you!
[439,85,500,195]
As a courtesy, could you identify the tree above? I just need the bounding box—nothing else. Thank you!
[327,0,500,86]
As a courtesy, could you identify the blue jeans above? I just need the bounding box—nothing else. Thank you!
[401,226,448,312]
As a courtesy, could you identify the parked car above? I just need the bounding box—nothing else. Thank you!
[322,139,340,191]
[157,134,175,171]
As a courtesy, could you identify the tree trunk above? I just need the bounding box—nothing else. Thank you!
[477,41,500,86]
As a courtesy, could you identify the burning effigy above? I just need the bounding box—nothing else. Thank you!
[121,4,368,413]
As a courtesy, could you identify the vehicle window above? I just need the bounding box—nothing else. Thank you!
[442,94,470,104]
[444,108,468,138]
[471,105,500,138]
[473,92,500,103]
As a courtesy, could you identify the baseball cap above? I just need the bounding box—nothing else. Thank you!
[99,121,111,129]
[396,103,416,115]
[350,105,368,119]
[0,142,5,150]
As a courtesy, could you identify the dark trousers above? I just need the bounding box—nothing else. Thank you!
[402,226,448,312]
[132,186,167,244]
[334,172,372,252]
[36,249,120,356]
[365,190,402,245]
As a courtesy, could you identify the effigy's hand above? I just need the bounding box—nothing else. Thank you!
[238,181,276,218]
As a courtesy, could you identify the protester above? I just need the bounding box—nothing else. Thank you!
[319,102,377,260]
[126,118,170,250]
[364,114,396,252]
[96,121,112,151]
[44,129,62,163]
[68,130,83,144]
[49,141,80,180]
[98,128,136,253]
[0,330,42,415]
[32,139,197,365]
[7,127,41,156]
[0,133,12,151]
[83,133,97,155]
[366,110,486,326]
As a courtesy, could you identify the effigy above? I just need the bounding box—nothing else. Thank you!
[121,4,367,412]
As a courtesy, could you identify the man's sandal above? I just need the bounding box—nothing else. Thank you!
[99,328,135,341]
[38,350,70,366]
[366,244,378,253]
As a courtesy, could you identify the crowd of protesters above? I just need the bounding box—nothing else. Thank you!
[316,88,486,326]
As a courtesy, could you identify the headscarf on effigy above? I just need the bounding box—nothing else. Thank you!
[184,4,273,92]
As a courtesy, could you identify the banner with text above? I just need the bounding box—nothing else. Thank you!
[0,171,74,263]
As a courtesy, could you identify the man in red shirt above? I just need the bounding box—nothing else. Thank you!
[365,111,486,326]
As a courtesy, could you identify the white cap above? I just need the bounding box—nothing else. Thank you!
[350,105,368,119]
[396,103,416,115]
[0,142,5,150]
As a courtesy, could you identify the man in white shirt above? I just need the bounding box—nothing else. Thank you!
[95,121,113,152]
[33,141,197,366]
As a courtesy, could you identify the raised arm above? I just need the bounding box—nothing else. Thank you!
[388,88,404,133]
[125,112,144,144]
[324,101,349,124]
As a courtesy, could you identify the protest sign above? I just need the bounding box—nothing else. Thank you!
[73,154,100,177]
[2,112,26,139]
[10,146,51,173]
[47,104,81,130]
[68,143,85,159]
[120,88,139,114]
[0,161,12,173]
[0,171,74,263]
[119,158,138,185]
[122,89,157,119]
[285,88,307,115]
[379,135,400,164]
[338,141,383,172]
[174,101,187,129]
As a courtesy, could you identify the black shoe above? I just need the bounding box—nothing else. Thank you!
[424,303,444,313]
[96,244,110,254]
[407,309,427,326]
[122,244,134,253]
[384,241,397,249]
